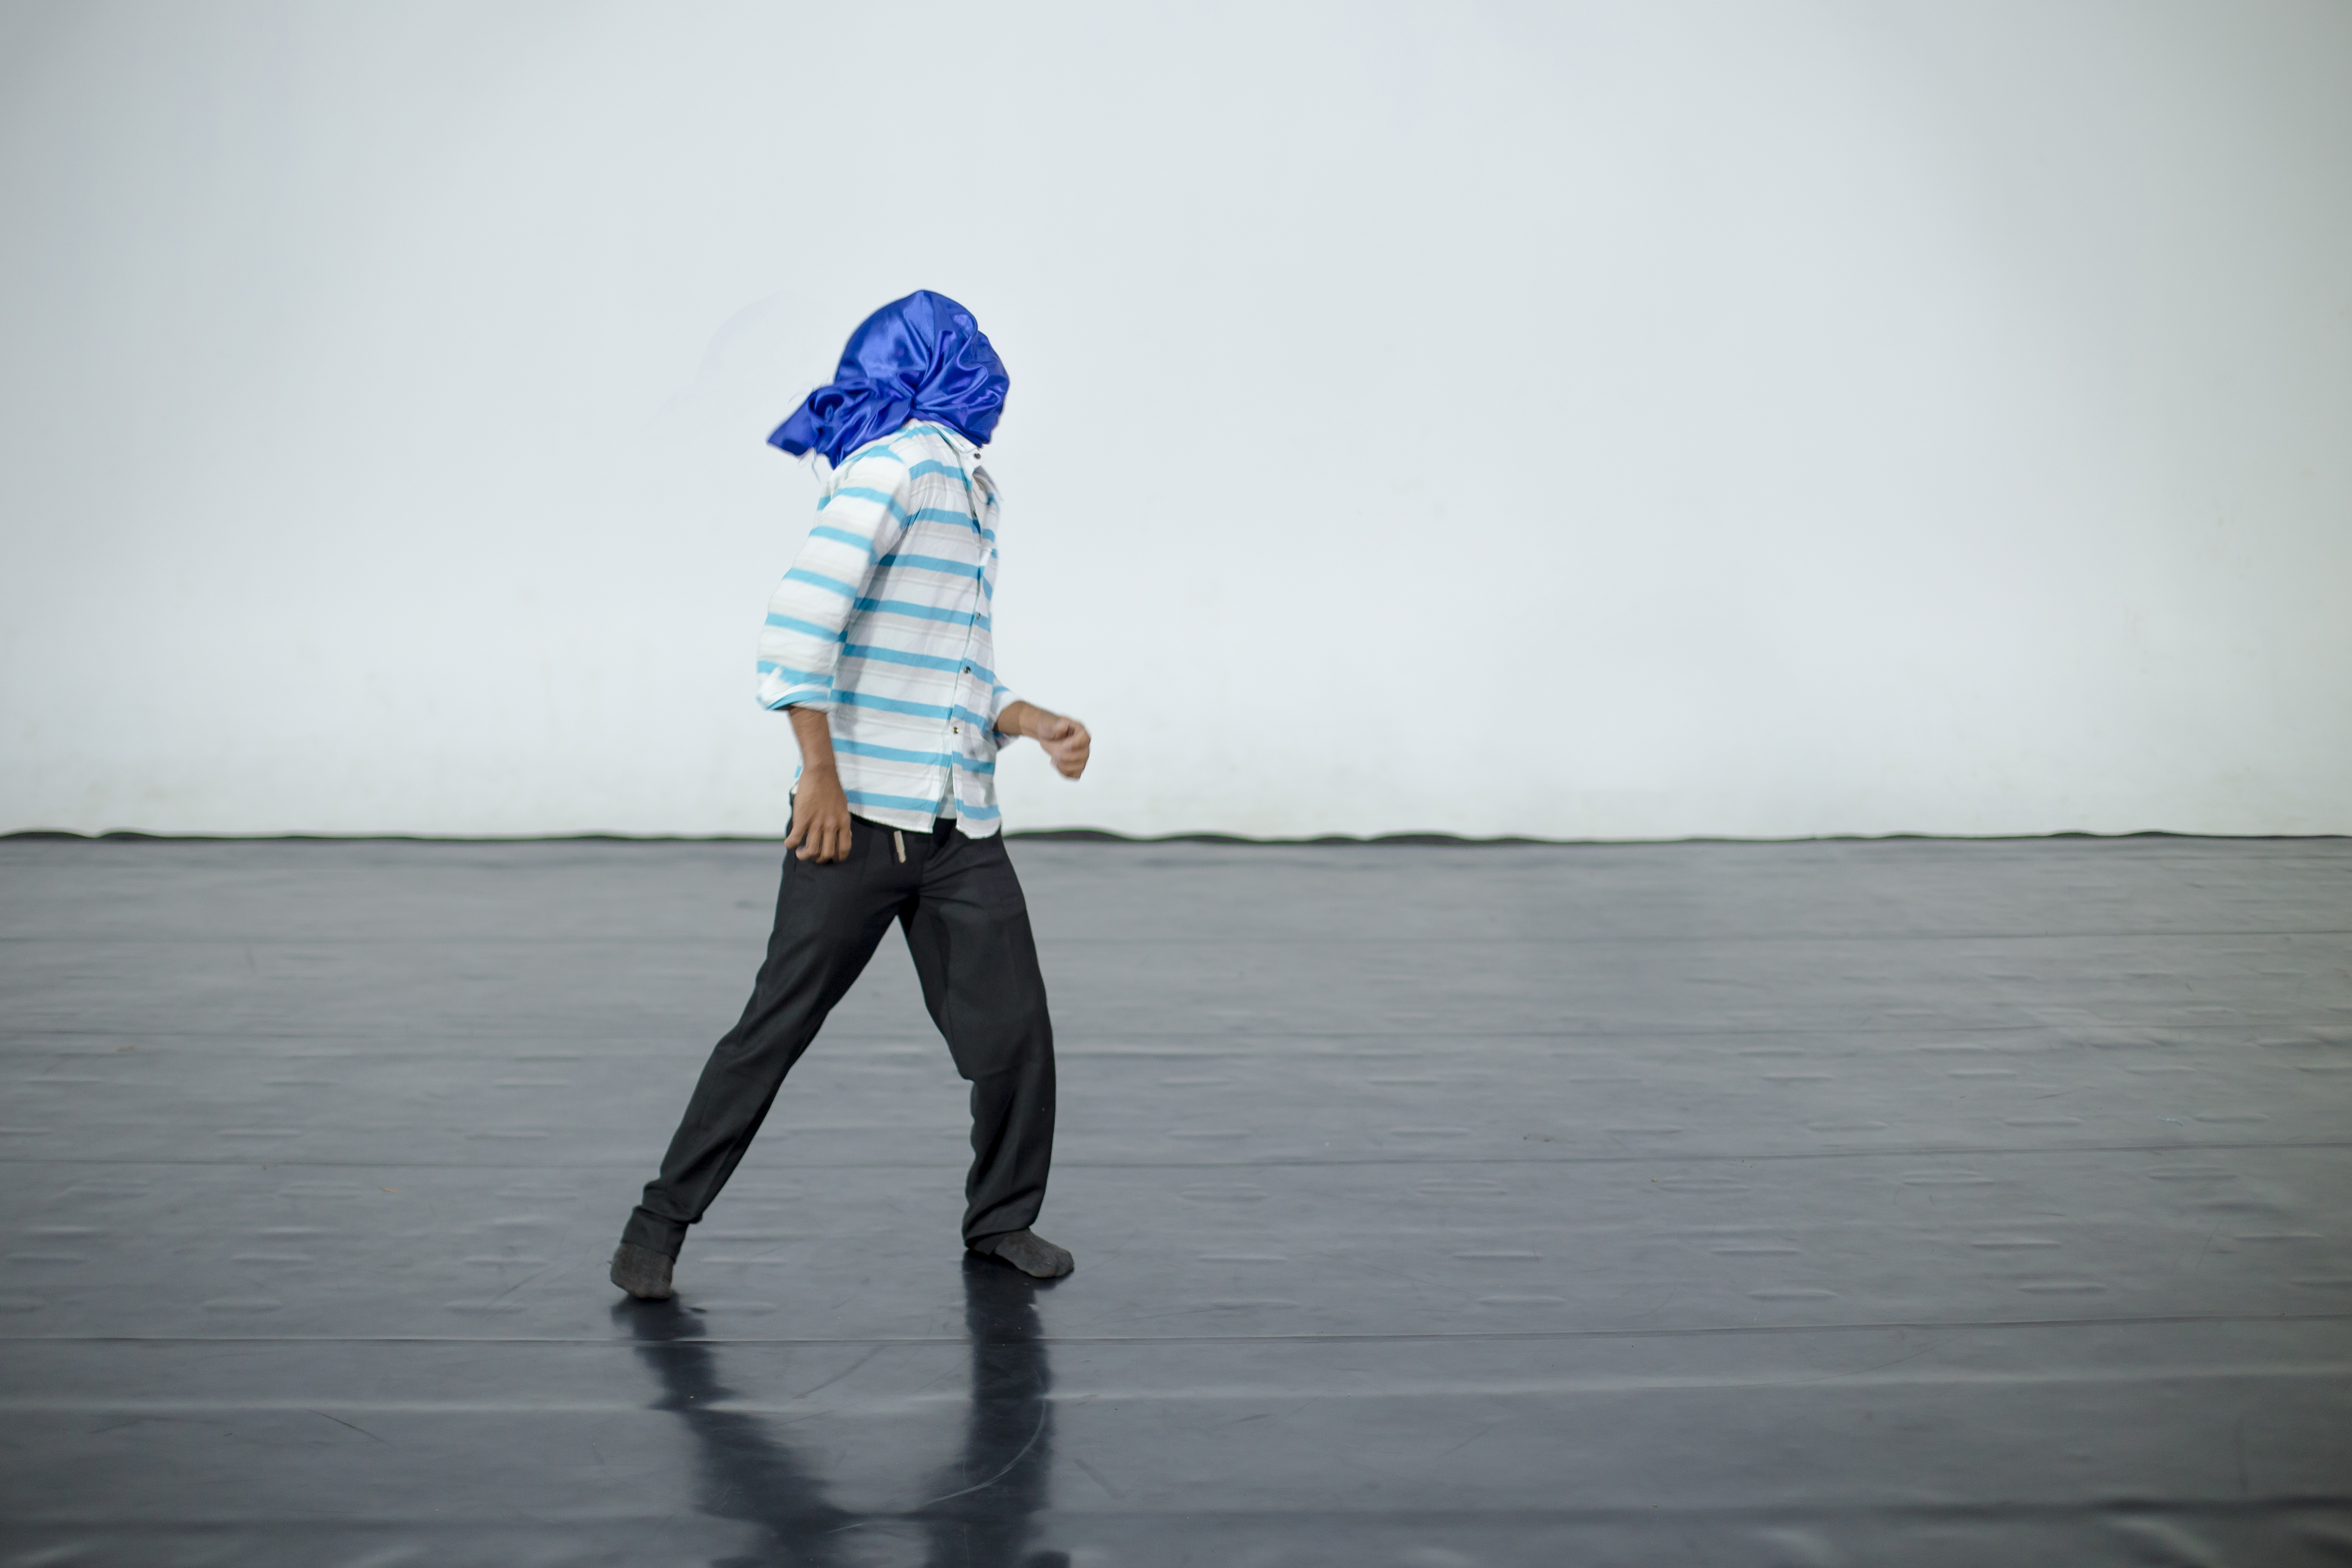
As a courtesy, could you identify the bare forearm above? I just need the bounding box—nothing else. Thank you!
[788,706,838,778]
[995,700,1049,741]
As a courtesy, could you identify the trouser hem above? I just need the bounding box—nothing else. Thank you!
[961,1205,1044,1249]
[620,1207,687,1260]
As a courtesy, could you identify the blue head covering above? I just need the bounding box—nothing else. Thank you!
[767,290,1009,467]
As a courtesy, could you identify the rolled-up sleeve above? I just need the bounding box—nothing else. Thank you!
[754,455,910,712]
[986,682,1019,735]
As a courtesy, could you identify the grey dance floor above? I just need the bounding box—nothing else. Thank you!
[2,834,2350,1567]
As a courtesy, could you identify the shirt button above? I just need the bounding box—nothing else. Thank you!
[952,724,961,735]
[961,665,971,674]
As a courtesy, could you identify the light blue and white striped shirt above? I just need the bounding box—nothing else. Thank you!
[756,420,1016,837]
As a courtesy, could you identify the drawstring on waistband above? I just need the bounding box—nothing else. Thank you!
[893,829,906,864]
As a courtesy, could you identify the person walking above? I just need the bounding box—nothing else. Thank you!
[611,291,1089,1300]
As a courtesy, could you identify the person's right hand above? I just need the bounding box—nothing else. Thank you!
[784,767,854,863]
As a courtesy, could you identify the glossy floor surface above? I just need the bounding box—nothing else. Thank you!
[3,835,2350,1566]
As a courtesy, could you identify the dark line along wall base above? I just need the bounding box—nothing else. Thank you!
[8,827,2346,846]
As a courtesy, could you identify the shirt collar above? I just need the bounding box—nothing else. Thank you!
[929,423,981,461]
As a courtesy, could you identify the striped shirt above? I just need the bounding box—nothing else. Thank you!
[756,420,1015,836]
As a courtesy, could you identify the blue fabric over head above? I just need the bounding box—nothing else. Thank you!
[767,291,1009,467]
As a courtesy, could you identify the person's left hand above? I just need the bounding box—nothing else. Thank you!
[1034,713,1091,780]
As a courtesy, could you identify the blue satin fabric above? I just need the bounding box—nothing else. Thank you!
[768,291,1009,467]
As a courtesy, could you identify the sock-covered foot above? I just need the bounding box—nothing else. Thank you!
[610,1241,675,1300]
[971,1228,1074,1279]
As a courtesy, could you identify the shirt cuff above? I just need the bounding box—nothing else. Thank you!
[759,673,835,713]
[987,684,1019,735]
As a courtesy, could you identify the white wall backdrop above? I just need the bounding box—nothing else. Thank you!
[2,0,2348,838]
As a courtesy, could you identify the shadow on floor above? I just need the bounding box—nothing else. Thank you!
[619,1255,1067,1568]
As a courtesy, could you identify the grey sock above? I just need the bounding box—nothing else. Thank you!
[971,1228,1073,1279]
[610,1241,675,1300]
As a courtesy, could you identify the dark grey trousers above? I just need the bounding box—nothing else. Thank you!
[622,814,1057,1258]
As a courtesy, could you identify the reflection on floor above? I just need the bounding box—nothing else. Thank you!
[625,1257,1059,1568]
[1,834,2349,1565]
